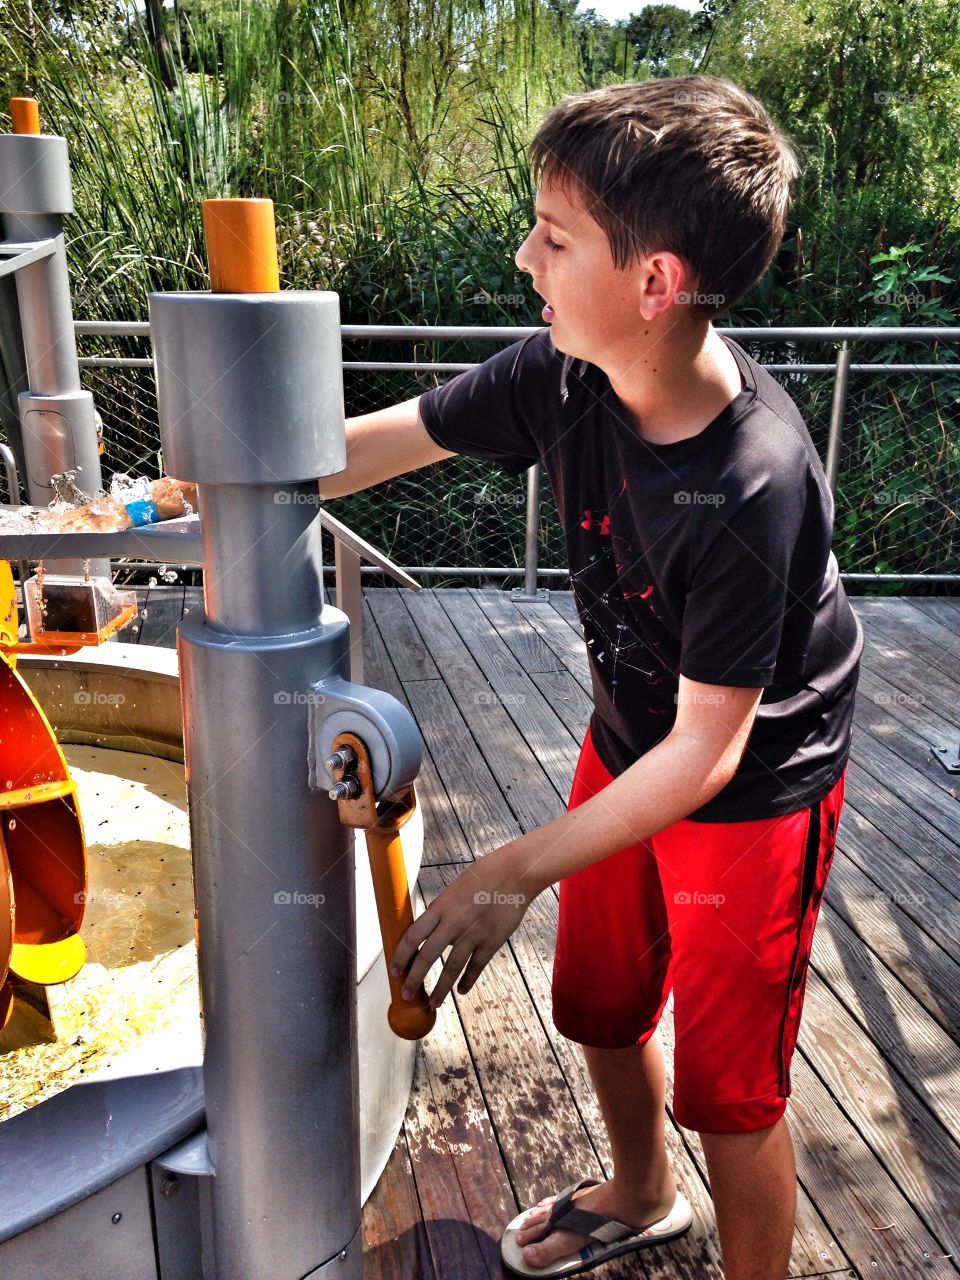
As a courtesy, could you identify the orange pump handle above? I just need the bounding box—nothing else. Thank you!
[202,198,280,294]
[366,794,436,1040]
[330,733,435,1040]
[10,98,40,134]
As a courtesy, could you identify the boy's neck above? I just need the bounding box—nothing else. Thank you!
[602,319,744,446]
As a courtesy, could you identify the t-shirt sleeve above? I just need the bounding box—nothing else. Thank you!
[417,331,555,476]
[678,468,809,688]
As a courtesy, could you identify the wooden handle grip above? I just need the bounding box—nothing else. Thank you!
[365,804,436,1040]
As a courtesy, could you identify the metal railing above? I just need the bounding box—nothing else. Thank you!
[8,322,960,593]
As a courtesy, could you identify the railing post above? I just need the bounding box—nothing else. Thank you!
[825,339,852,500]
[335,537,364,684]
[511,461,545,601]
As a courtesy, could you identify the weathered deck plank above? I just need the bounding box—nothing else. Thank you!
[101,586,959,1279]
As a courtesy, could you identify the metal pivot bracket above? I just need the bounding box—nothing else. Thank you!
[307,676,422,802]
[930,741,960,775]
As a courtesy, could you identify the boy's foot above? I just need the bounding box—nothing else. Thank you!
[514,1175,678,1270]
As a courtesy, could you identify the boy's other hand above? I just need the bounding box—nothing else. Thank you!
[389,843,531,1011]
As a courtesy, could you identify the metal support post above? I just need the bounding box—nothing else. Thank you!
[150,198,361,1280]
[0,99,108,576]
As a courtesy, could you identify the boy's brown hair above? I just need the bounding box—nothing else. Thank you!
[528,75,801,320]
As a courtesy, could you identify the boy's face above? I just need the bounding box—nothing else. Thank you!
[515,174,683,365]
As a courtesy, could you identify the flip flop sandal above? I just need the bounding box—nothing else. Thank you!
[501,1176,693,1277]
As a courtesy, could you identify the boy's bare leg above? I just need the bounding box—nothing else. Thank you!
[700,1117,797,1280]
[515,1028,677,1268]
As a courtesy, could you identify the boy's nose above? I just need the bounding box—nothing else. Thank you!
[515,230,535,275]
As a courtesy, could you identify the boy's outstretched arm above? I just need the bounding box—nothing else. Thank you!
[318,395,457,499]
[390,677,764,1010]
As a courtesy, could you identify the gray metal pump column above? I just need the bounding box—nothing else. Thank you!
[0,110,108,576]
[150,286,361,1279]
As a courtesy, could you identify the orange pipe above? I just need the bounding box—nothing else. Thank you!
[202,198,280,294]
[10,97,40,134]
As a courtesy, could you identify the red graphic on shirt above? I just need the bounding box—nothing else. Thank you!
[581,509,611,536]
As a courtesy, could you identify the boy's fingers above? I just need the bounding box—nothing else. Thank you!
[456,946,493,996]
[396,933,447,997]
[390,907,440,975]
[428,942,477,1008]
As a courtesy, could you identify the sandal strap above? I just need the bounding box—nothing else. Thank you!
[524,1179,599,1245]
[559,1207,638,1245]
[524,1179,641,1247]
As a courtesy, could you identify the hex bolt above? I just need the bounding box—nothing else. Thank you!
[160,1174,180,1198]
[325,746,357,775]
[328,775,361,801]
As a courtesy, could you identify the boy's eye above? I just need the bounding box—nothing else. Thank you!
[543,234,563,253]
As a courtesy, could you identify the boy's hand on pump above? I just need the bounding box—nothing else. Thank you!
[389,843,532,1011]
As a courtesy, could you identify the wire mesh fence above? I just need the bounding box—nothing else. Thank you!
[4,325,958,592]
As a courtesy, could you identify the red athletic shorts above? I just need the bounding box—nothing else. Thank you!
[552,722,846,1135]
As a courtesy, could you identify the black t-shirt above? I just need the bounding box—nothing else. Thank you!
[418,329,864,822]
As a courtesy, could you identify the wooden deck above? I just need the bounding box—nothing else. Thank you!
[122,586,960,1280]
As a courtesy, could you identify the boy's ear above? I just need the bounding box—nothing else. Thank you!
[634,250,691,322]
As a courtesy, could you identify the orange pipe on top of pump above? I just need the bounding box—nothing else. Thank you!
[10,97,40,134]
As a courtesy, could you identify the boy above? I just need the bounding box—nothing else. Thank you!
[325,75,864,1280]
